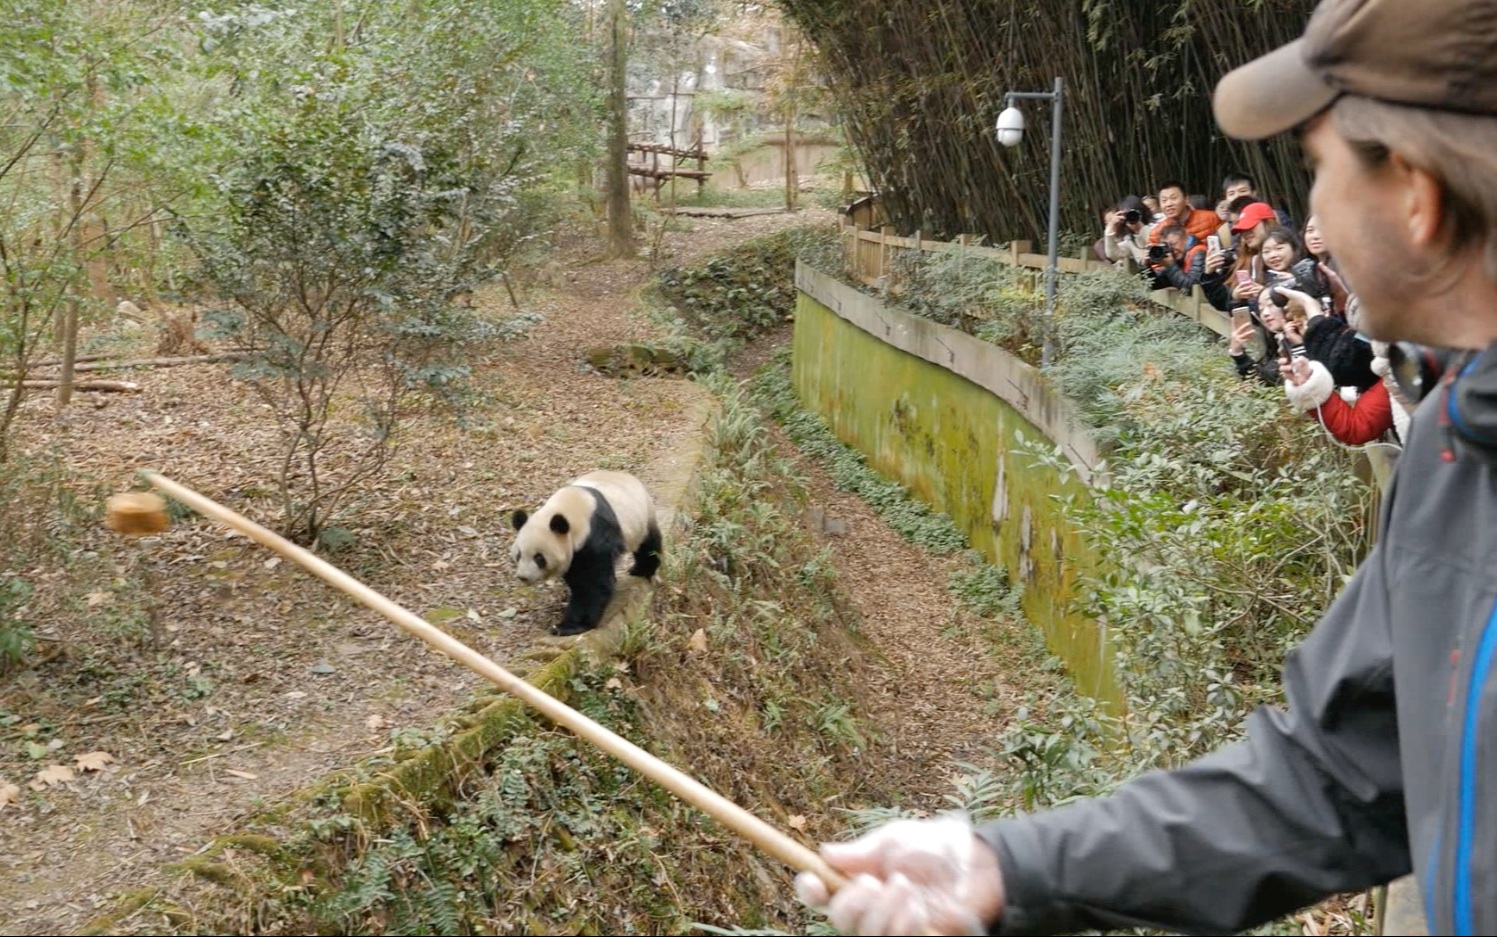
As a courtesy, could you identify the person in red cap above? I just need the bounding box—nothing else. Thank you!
[1200,196,1281,310]
[794,0,1497,934]
[1231,201,1279,249]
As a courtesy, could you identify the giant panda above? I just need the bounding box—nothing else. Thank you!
[509,470,662,636]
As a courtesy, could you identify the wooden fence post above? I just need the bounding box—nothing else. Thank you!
[880,224,894,294]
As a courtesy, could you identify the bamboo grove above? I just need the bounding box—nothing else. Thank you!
[779,0,1317,241]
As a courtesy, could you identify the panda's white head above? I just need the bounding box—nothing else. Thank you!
[509,488,593,584]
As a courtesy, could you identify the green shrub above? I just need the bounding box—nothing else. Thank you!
[655,226,840,346]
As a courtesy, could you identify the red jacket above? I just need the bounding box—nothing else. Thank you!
[1312,379,1393,445]
[1284,359,1394,445]
[1149,209,1222,245]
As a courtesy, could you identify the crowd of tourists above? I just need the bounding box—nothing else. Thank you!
[1095,174,1411,448]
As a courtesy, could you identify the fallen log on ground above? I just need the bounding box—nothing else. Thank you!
[665,207,792,218]
[65,351,248,372]
[4,379,142,393]
[6,351,249,379]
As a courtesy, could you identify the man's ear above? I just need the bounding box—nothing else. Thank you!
[1393,153,1444,249]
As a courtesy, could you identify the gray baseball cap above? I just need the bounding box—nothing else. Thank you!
[1213,0,1497,140]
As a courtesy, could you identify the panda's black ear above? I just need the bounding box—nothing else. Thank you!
[511,510,528,531]
[549,514,570,535]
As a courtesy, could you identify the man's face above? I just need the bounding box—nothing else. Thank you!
[1159,187,1187,221]
[1224,180,1255,202]
[1165,230,1189,258]
[1302,113,1412,342]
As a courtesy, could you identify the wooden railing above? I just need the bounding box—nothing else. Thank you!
[839,219,1230,339]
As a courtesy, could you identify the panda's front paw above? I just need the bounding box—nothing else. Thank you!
[550,621,593,637]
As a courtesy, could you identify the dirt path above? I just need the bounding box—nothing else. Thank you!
[734,324,1032,807]
[800,453,1025,800]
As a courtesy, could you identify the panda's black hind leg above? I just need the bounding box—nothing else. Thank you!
[628,521,663,579]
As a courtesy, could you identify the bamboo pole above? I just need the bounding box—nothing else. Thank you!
[133,470,850,895]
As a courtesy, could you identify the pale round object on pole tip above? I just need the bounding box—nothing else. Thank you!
[995,106,1024,148]
[105,491,169,536]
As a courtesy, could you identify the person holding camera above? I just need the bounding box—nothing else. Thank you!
[1226,204,1284,304]
[1146,223,1208,292]
[1100,195,1154,271]
[1302,215,1361,320]
[1258,226,1306,285]
[1227,294,1294,385]
[795,2,1497,934]
[1280,288,1401,448]
[1199,199,1277,311]
[1284,352,1398,446]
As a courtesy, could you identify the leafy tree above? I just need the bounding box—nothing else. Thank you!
[0,0,190,446]
[169,0,600,542]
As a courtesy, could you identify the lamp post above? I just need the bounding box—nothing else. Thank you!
[996,76,1063,368]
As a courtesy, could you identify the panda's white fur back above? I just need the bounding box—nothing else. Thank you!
[511,470,657,586]
[569,470,655,551]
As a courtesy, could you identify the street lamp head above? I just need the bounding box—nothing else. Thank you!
[995,106,1025,147]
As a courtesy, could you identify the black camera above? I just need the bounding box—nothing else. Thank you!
[1218,247,1238,267]
[1147,243,1169,263]
[1123,208,1142,224]
[1388,342,1465,402]
[1291,256,1328,299]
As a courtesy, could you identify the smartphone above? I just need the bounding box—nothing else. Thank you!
[1230,307,1253,332]
[1234,270,1252,286]
[1207,235,1221,253]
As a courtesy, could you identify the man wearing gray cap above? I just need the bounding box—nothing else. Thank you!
[793,1,1497,934]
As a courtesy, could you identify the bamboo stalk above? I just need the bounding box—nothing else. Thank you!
[778,0,1312,240]
[133,470,850,895]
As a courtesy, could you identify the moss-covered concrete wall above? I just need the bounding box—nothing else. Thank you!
[791,264,1119,707]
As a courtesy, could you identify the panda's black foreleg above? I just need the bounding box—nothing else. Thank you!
[629,521,663,579]
[555,554,616,636]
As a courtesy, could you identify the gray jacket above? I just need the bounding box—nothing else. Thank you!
[980,343,1497,935]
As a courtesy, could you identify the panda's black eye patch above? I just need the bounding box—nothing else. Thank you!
[534,553,547,569]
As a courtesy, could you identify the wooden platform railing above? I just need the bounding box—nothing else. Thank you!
[839,220,1230,339]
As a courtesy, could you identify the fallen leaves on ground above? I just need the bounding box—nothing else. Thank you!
[74,751,115,773]
[30,765,75,789]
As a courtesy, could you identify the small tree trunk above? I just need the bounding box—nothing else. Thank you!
[784,124,796,212]
[784,35,803,212]
[604,0,634,259]
[57,296,79,407]
[59,159,86,408]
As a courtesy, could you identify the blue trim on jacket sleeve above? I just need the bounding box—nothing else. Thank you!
[1454,598,1497,934]
[1426,832,1441,934]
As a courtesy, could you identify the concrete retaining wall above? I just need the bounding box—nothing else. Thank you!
[792,263,1119,707]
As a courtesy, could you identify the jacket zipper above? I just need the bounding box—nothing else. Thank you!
[1454,599,1497,934]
